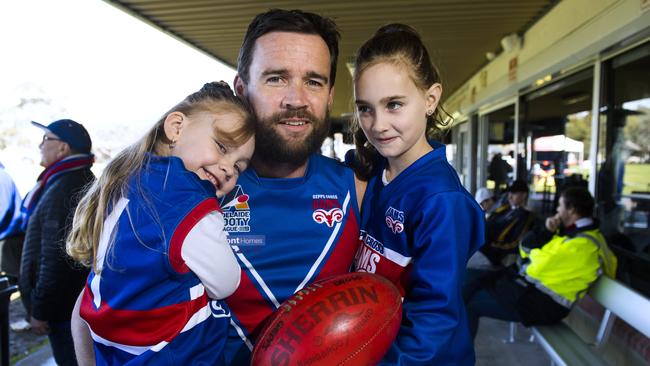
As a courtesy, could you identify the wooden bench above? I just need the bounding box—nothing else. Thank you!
[530,275,650,366]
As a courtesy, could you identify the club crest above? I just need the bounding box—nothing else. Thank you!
[385,206,405,234]
[312,194,343,227]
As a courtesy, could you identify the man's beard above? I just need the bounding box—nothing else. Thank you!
[254,109,330,166]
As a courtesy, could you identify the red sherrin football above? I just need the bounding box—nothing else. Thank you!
[251,272,402,366]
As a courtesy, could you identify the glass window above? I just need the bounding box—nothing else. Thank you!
[598,42,650,296]
[522,68,594,215]
[483,106,516,195]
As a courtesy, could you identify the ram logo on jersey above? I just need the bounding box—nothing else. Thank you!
[312,194,343,227]
[220,185,251,232]
[385,206,405,234]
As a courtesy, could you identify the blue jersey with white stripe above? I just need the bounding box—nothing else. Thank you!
[354,142,485,365]
[80,155,232,365]
[220,154,360,364]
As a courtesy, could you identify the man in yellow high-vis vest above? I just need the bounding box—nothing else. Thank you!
[465,186,617,339]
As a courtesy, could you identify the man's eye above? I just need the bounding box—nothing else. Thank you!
[307,79,324,87]
[266,76,283,84]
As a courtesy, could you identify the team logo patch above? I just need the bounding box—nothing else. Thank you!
[385,206,404,234]
[312,194,343,227]
[220,185,251,232]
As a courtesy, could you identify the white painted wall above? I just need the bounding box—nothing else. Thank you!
[446,0,650,117]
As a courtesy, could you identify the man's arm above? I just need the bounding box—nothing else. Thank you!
[71,290,95,365]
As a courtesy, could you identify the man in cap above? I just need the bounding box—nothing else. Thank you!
[474,187,496,217]
[481,180,537,266]
[20,119,95,366]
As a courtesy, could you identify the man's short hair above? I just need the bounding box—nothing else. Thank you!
[237,9,340,87]
[561,186,594,218]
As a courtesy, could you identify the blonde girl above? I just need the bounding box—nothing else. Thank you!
[67,81,255,365]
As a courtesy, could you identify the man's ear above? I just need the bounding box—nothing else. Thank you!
[234,75,246,97]
[425,83,443,114]
[59,142,71,157]
[163,111,186,143]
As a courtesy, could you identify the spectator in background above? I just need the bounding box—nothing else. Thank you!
[481,180,536,267]
[488,153,512,194]
[474,187,496,217]
[1,161,30,332]
[464,180,536,301]
[464,187,617,339]
[20,119,95,366]
[0,161,24,284]
[509,150,527,181]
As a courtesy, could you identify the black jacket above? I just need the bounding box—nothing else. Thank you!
[19,168,94,321]
[482,204,536,265]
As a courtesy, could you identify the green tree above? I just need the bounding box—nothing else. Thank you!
[565,112,592,159]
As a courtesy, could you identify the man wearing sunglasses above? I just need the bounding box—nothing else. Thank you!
[19,119,95,366]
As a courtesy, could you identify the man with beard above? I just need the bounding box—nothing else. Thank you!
[71,9,363,365]
[221,10,362,363]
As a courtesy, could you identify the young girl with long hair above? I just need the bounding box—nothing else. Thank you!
[350,25,485,365]
[67,81,255,365]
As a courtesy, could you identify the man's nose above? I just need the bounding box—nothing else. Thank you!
[282,83,308,110]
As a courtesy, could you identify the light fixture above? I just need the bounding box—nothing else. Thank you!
[501,33,522,53]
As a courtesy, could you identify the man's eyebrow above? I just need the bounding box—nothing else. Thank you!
[261,69,289,78]
[305,71,329,85]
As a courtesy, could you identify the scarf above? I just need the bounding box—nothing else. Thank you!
[21,154,94,230]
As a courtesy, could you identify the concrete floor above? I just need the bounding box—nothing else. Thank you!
[15,317,552,366]
[475,318,550,366]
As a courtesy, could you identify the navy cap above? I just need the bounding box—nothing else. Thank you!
[31,119,92,154]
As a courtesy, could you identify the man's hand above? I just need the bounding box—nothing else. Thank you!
[30,316,49,335]
[545,213,561,233]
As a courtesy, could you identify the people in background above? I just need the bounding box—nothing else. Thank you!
[20,119,95,366]
[489,153,512,194]
[464,186,617,339]
[0,161,24,284]
[474,187,496,216]
[481,180,536,267]
[350,23,484,365]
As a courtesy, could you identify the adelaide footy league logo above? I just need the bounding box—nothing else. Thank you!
[385,206,404,234]
[220,185,251,232]
[312,194,343,228]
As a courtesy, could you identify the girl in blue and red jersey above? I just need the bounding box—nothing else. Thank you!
[66,82,255,365]
[350,24,485,365]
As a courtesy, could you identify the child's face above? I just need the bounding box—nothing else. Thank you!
[171,111,254,198]
[355,62,435,168]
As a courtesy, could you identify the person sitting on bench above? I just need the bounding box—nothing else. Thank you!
[464,186,618,339]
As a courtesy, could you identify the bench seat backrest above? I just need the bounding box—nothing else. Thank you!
[589,275,650,339]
